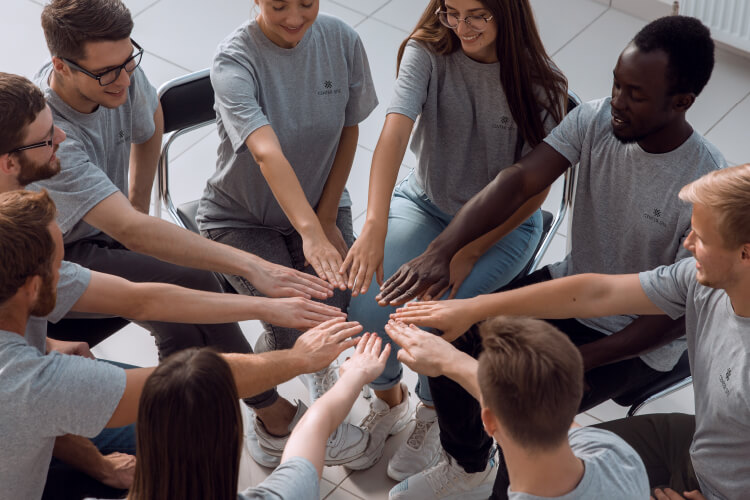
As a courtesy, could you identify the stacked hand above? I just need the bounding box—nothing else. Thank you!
[260,298,346,330]
[293,318,362,373]
[376,250,452,306]
[390,300,475,342]
[97,452,136,489]
[340,223,386,297]
[303,231,348,291]
[384,320,460,377]
[340,332,390,385]
[46,339,95,359]
[651,489,705,500]
[250,259,335,300]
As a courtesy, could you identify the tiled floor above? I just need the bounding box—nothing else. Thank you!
[4,0,750,498]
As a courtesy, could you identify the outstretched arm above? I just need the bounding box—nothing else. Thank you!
[84,192,333,300]
[281,332,390,476]
[128,103,164,214]
[392,272,663,341]
[53,435,135,490]
[377,143,570,305]
[106,318,362,428]
[73,271,345,331]
[385,321,480,401]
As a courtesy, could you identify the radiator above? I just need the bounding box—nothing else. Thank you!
[679,0,750,54]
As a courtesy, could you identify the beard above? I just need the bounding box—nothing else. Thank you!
[30,269,57,317]
[16,151,61,187]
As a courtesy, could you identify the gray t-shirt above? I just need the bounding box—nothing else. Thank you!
[238,456,318,500]
[31,63,158,244]
[640,258,750,500]
[0,330,126,500]
[388,40,558,216]
[25,261,91,353]
[544,97,725,371]
[508,427,649,500]
[198,14,378,234]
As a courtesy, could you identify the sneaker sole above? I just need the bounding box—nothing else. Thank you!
[386,446,441,482]
[389,483,494,500]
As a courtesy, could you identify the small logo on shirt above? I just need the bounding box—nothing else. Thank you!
[115,129,131,145]
[492,116,513,130]
[642,208,667,228]
[719,367,733,396]
[317,80,342,96]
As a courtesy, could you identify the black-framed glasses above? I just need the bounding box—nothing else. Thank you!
[62,39,144,86]
[436,9,494,32]
[5,127,55,155]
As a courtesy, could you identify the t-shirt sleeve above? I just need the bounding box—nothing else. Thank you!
[344,35,378,127]
[30,353,126,438]
[47,261,91,323]
[639,258,694,319]
[212,51,271,154]
[30,134,120,234]
[543,100,595,166]
[129,68,158,144]
[386,40,432,121]
[238,457,318,500]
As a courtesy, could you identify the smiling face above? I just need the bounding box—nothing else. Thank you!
[14,106,66,187]
[610,44,680,145]
[255,0,319,49]
[683,203,742,290]
[444,0,498,63]
[53,38,136,113]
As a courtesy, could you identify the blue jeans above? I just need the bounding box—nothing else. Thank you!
[348,176,542,403]
[44,360,137,500]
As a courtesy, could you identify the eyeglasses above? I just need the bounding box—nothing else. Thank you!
[5,128,55,155]
[436,9,494,32]
[62,39,144,87]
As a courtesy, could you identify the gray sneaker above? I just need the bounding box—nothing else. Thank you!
[252,400,370,466]
[346,384,413,470]
[387,403,441,481]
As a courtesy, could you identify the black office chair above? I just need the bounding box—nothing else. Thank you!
[156,68,214,233]
[155,69,236,293]
[614,350,692,416]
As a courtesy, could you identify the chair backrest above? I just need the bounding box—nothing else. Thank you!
[524,88,582,274]
[155,69,214,227]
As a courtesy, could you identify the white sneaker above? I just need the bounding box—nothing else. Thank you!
[252,400,369,466]
[241,403,280,468]
[299,362,338,404]
[345,384,412,470]
[388,448,497,500]
[387,403,441,481]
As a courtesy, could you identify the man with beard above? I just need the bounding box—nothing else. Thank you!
[0,188,362,500]
[0,72,354,499]
[373,16,726,500]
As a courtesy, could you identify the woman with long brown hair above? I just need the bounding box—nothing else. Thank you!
[343,0,567,493]
[128,334,389,500]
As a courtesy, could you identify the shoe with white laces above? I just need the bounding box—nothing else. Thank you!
[252,399,369,467]
[345,383,412,470]
[299,362,339,404]
[388,447,497,500]
[387,403,441,481]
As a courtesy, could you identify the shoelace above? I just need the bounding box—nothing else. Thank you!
[360,405,389,430]
[406,419,432,449]
[312,365,337,399]
[425,452,463,495]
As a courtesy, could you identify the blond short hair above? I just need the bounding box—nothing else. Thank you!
[679,164,750,249]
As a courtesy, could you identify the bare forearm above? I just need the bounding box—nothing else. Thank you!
[224,350,310,400]
[53,435,107,479]
[469,273,660,324]
[579,315,685,371]
[128,105,164,213]
[459,188,550,258]
[364,114,412,227]
[317,126,358,223]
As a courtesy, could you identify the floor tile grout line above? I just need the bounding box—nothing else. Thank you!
[550,5,612,58]
[703,89,750,137]
[143,49,193,74]
[329,0,387,18]
[131,0,162,19]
